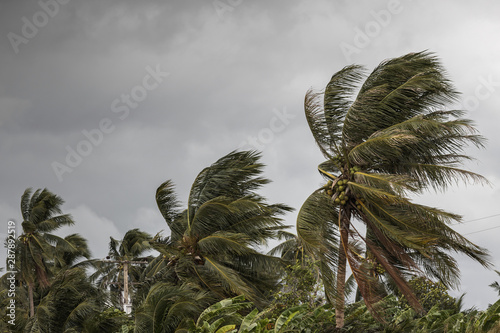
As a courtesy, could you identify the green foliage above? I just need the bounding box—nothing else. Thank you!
[185,296,255,332]
[89,307,134,333]
[271,259,324,317]
[189,296,336,333]
[134,283,214,333]
[148,150,293,308]
[0,267,116,332]
[16,188,80,316]
[0,188,98,331]
[398,276,457,313]
[343,294,500,333]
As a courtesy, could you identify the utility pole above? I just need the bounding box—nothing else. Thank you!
[100,258,148,314]
[123,261,129,309]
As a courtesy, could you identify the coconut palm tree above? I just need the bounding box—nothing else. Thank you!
[24,267,109,332]
[297,51,491,327]
[17,188,77,318]
[148,150,292,307]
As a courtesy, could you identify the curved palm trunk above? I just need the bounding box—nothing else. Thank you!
[336,208,351,328]
[28,282,34,317]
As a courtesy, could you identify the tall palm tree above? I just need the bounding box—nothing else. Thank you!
[17,188,76,318]
[149,150,292,307]
[297,51,491,327]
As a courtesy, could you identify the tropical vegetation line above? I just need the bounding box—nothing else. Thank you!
[2,52,500,332]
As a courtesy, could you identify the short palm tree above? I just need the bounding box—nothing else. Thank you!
[91,228,152,309]
[149,150,292,307]
[25,267,108,332]
[297,51,491,327]
[17,188,76,318]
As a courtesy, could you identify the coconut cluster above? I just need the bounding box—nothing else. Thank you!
[324,179,350,205]
[349,165,361,174]
[324,174,365,211]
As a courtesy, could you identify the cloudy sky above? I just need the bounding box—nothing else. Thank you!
[1,0,500,309]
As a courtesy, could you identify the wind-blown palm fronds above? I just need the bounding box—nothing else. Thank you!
[17,188,79,318]
[149,150,293,307]
[25,267,108,332]
[297,51,491,328]
[135,283,214,333]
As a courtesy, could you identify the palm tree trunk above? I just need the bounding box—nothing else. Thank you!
[336,208,351,328]
[28,282,34,317]
[335,241,347,328]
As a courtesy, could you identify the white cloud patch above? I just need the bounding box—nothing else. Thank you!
[133,206,166,236]
[57,205,122,260]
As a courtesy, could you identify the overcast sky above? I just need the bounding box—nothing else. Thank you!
[1,0,500,309]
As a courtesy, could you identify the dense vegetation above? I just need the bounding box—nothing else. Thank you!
[2,52,499,332]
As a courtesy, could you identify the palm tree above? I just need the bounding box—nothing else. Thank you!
[91,228,152,310]
[297,51,491,327]
[149,150,292,307]
[17,188,76,318]
[25,267,109,332]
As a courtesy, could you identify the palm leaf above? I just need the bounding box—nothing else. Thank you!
[155,180,182,237]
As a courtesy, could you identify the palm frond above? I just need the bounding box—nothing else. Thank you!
[348,131,419,166]
[21,188,33,222]
[305,65,366,158]
[198,232,255,256]
[186,150,270,228]
[400,163,489,191]
[199,256,255,302]
[155,180,182,229]
[353,172,420,195]
[296,190,340,304]
[343,51,459,146]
